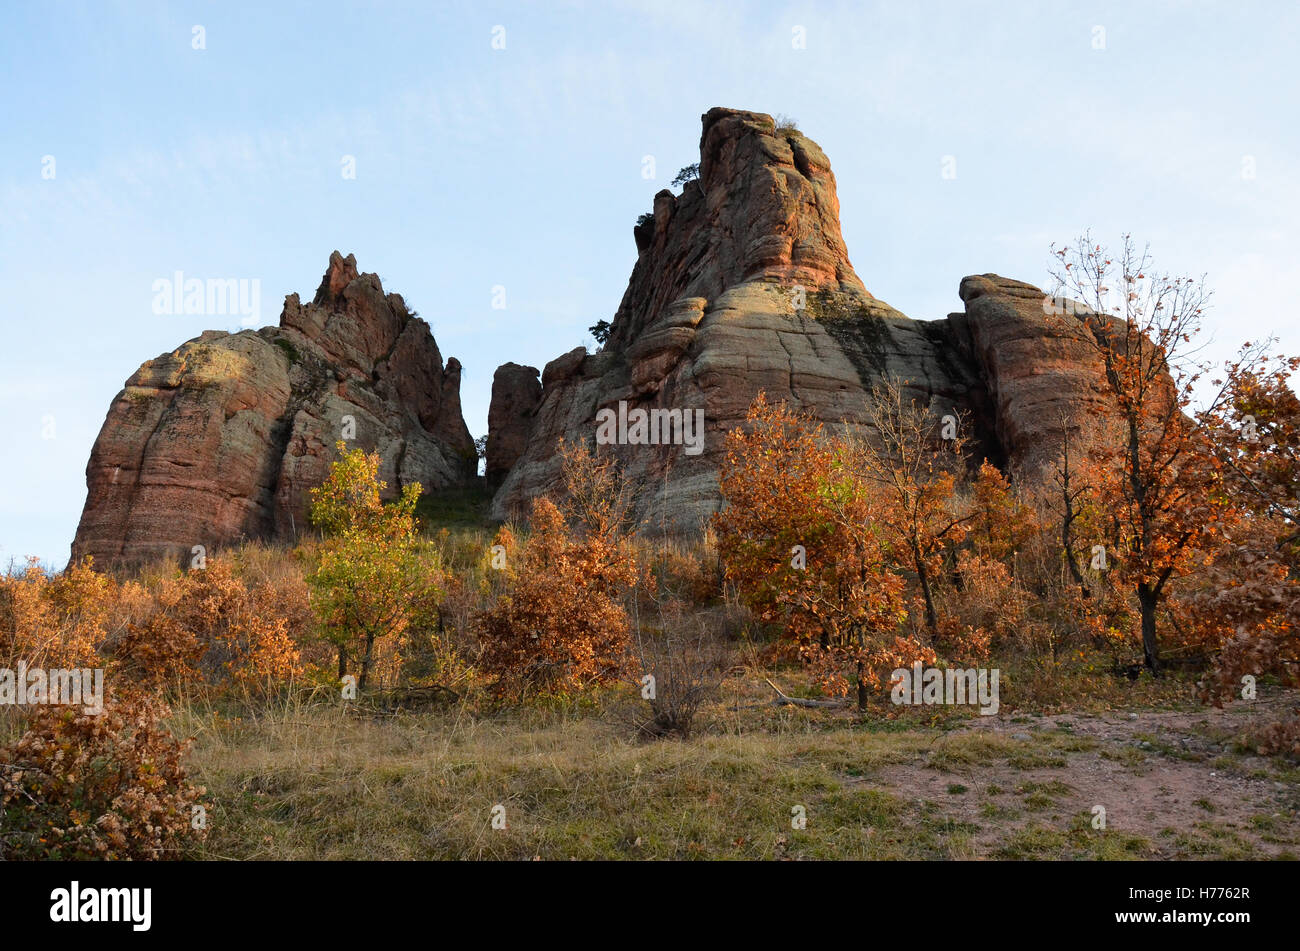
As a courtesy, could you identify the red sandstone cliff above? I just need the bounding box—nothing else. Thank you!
[71,253,476,566]
[488,109,1114,528]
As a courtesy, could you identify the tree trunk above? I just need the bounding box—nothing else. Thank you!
[1063,521,1089,598]
[856,658,869,711]
[337,646,347,680]
[359,632,377,690]
[916,557,938,636]
[1137,584,1161,675]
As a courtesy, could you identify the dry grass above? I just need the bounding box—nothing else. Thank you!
[8,530,1294,861]
[181,690,936,860]
[177,675,1300,861]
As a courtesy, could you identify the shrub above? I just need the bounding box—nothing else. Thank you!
[475,497,637,698]
[0,695,205,860]
[0,557,111,670]
[631,604,727,738]
[111,558,302,698]
[475,442,642,698]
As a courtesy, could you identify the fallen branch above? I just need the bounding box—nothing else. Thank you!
[764,678,851,709]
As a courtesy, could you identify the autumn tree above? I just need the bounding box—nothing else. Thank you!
[789,452,918,708]
[966,460,1039,568]
[713,394,844,643]
[1048,233,1235,673]
[1195,346,1300,713]
[307,442,441,691]
[714,395,927,708]
[847,377,972,638]
[1204,346,1300,549]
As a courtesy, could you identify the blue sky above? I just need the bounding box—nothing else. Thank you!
[3,0,1298,567]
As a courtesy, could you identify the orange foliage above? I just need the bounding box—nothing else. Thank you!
[1051,233,1240,671]
[475,496,638,698]
[715,394,931,707]
[113,559,302,697]
[0,558,109,669]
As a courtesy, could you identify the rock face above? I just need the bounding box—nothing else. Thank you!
[72,252,477,567]
[953,274,1116,471]
[489,108,1113,529]
[485,363,542,491]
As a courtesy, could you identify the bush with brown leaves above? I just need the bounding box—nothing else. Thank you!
[0,695,206,860]
[475,497,639,698]
[111,559,302,698]
[0,557,112,670]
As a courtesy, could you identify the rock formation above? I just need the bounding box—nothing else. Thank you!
[485,363,542,491]
[488,108,1112,529]
[72,108,1131,563]
[72,252,476,567]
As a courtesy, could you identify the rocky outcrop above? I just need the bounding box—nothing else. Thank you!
[953,274,1115,471]
[72,252,476,567]
[489,108,1115,530]
[485,363,542,491]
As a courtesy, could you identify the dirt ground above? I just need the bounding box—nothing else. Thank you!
[865,693,1299,858]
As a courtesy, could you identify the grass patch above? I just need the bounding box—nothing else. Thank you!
[415,483,495,531]
[186,700,989,860]
[995,819,1153,860]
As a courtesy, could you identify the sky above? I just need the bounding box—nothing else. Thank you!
[2,0,1298,568]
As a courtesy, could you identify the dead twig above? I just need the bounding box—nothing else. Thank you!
[764,678,851,709]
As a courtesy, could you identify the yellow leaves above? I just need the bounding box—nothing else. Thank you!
[309,441,397,536]
[0,557,104,670]
[305,437,441,689]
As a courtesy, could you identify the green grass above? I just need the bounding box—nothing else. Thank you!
[415,483,496,531]
[1158,821,1262,860]
[168,673,1299,861]
[995,818,1154,860]
[187,703,984,860]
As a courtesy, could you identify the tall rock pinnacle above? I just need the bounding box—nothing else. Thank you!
[488,108,1114,530]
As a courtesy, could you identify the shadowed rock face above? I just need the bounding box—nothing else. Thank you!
[488,108,1113,530]
[485,363,542,492]
[71,252,476,567]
